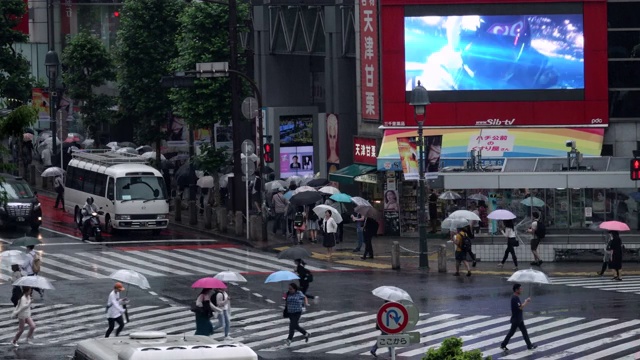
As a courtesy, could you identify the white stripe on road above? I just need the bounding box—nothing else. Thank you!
[148,250,233,274]
[243,311,333,331]
[536,327,640,360]
[127,251,209,274]
[43,257,108,278]
[0,304,84,325]
[176,250,269,273]
[201,249,284,272]
[48,253,119,276]
[38,265,82,280]
[99,251,191,276]
[75,252,165,277]
[223,247,324,271]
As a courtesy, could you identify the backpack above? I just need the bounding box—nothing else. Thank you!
[304,270,314,283]
[294,212,304,227]
[534,220,546,239]
[211,290,223,307]
[32,253,42,273]
[308,210,318,221]
[460,232,472,252]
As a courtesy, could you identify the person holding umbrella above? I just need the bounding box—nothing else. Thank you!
[497,219,519,270]
[362,216,379,260]
[608,230,623,280]
[322,210,338,261]
[105,282,128,338]
[20,245,43,298]
[53,174,64,209]
[11,286,36,347]
[500,283,537,352]
[294,259,315,301]
[284,283,310,346]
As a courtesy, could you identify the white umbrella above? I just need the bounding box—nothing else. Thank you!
[287,176,303,186]
[106,141,119,150]
[41,166,65,177]
[351,196,372,207]
[195,170,205,179]
[441,218,470,231]
[214,271,247,283]
[448,210,480,221]
[196,176,215,189]
[294,186,316,194]
[141,152,166,161]
[109,269,150,290]
[488,209,516,220]
[372,286,413,302]
[265,180,287,192]
[1,250,27,267]
[116,147,138,155]
[439,191,461,200]
[318,186,340,195]
[219,173,234,188]
[13,275,55,290]
[507,268,551,296]
[468,193,488,202]
[313,204,343,224]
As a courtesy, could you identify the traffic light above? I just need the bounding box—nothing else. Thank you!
[631,159,640,180]
[264,143,274,163]
[113,11,120,17]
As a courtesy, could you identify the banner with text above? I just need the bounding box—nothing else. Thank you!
[359,0,380,122]
[397,137,419,181]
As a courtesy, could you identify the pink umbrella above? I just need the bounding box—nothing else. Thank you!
[599,221,630,232]
[487,209,516,220]
[191,277,227,289]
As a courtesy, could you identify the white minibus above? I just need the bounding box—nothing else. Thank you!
[64,150,169,234]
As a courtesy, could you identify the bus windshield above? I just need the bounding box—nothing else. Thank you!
[116,176,167,202]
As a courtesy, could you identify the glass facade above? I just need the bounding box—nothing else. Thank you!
[60,1,123,51]
[608,1,640,120]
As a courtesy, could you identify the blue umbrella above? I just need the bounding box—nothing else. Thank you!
[330,193,352,203]
[521,197,545,207]
[284,190,294,200]
[265,270,299,284]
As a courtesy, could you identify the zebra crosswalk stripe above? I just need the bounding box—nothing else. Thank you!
[535,327,640,360]
[1,247,354,283]
[549,276,640,295]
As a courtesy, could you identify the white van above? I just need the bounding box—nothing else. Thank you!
[73,331,258,360]
[64,150,169,234]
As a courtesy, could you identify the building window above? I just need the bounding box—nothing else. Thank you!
[608,2,640,29]
[608,30,640,58]
[601,144,614,156]
[608,60,640,87]
[609,90,640,118]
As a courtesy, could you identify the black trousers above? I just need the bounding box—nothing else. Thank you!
[272,213,285,234]
[501,243,518,266]
[363,234,374,258]
[337,223,344,243]
[55,191,64,208]
[106,315,125,338]
[299,281,314,299]
[501,321,532,348]
[287,312,307,340]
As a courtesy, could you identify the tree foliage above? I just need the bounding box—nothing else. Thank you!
[192,143,231,206]
[0,105,38,176]
[115,0,183,155]
[0,0,34,107]
[62,31,115,146]
[422,337,491,360]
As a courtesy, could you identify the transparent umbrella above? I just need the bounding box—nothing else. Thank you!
[372,286,413,302]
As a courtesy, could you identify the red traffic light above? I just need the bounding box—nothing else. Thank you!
[113,11,120,17]
[631,159,640,180]
[264,143,274,163]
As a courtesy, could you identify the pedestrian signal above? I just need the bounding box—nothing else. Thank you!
[631,159,640,180]
[264,143,274,163]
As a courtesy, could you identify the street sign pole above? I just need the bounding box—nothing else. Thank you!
[241,140,255,240]
[245,153,249,240]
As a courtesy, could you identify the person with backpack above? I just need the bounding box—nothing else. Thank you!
[294,259,316,300]
[453,226,472,276]
[527,212,544,266]
[306,206,319,244]
[293,206,307,245]
[211,289,232,339]
[20,246,43,298]
[463,225,477,267]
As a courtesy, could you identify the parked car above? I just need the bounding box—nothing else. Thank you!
[0,174,42,231]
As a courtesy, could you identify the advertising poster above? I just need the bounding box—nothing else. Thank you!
[280,115,313,178]
[397,137,419,180]
[425,135,442,179]
[280,146,314,179]
[214,123,233,154]
[384,172,400,236]
[326,113,340,188]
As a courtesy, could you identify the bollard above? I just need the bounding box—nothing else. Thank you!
[391,241,401,270]
[217,207,227,233]
[29,165,36,185]
[189,200,198,225]
[174,197,182,223]
[204,206,212,230]
[235,211,244,236]
[438,245,447,273]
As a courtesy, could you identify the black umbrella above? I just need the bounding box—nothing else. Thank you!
[262,167,274,174]
[277,246,312,260]
[307,178,329,187]
[175,162,196,188]
[11,236,42,247]
[290,191,323,206]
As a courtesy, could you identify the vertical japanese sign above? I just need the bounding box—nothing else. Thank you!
[353,136,377,165]
[359,0,380,122]
[396,137,419,181]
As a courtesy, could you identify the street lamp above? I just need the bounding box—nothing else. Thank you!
[45,50,60,167]
[410,80,431,269]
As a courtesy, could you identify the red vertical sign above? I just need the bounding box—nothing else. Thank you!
[359,0,380,122]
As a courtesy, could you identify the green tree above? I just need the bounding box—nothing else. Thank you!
[423,337,491,360]
[115,0,183,165]
[0,105,39,176]
[62,31,115,147]
[0,0,34,107]
[192,143,231,205]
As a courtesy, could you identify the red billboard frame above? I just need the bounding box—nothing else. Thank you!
[380,0,608,128]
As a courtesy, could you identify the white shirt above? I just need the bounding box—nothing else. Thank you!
[41,148,52,166]
[54,176,64,188]
[324,217,338,233]
[503,228,516,238]
[13,295,32,320]
[106,290,125,319]
[215,291,230,311]
[21,250,36,275]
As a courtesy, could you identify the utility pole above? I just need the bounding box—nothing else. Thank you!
[229,0,245,214]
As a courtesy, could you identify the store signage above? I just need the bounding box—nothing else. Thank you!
[475,118,516,126]
[359,0,380,122]
[355,174,378,184]
[354,137,378,165]
[468,130,515,157]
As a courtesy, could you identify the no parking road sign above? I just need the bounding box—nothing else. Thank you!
[376,302,410,334]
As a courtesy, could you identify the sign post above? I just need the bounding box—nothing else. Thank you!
[241,140,256,240]
[375,301,420,360]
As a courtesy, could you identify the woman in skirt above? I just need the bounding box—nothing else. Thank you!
[322,210,338,261]
[306,206,319,243]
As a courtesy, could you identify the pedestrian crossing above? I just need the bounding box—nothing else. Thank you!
[0,247,354,282]
[550,275,640,295]
[3,303,640,359]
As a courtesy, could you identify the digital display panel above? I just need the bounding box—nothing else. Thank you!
[280,146,314,179]
[405,14,584,92]
[279,115,314,178]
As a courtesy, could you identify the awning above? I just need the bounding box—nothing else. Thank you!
[377,127,605,171]
[329,164,377,185]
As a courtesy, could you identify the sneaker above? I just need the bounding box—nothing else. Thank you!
[304,332,310,343]
[352,249,361,252]
[313,296,320,304]
[497,263,504,268]
[500,345,509,352]
[11,340,18,348]
[472,261,477,267]
[530,261,539,266]
[224,336,234,341]
[538,260,544,266]
[285,339,291,346]
[528,344,538,350]
[466,271,471,277]
[370,349,378,357]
